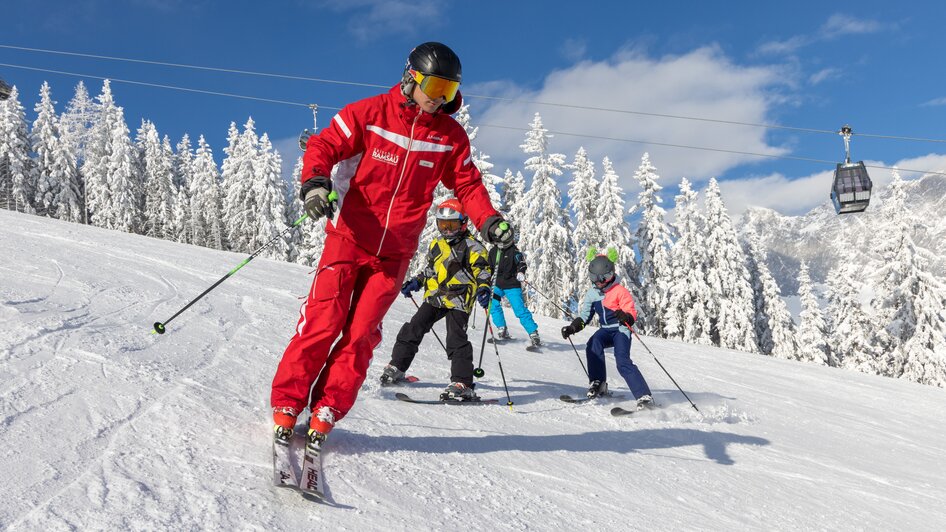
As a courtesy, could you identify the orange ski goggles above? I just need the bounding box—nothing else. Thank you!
[410,69,460,102]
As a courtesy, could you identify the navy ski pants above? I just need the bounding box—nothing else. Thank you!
[586,327,652,399]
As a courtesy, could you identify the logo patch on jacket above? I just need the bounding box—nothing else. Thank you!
[372,148,400,166]
[419,160,434,168]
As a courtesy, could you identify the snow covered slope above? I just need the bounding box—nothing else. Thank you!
[2,210,944,530]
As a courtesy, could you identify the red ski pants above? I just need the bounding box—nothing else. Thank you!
[271,233,409,423]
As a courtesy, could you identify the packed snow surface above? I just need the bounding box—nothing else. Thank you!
[1,210,944,530]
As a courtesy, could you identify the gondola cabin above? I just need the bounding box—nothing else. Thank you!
[831,161,872,214]
[831,124,872,214]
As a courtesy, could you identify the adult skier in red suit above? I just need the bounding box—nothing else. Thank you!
[270,42,515,448]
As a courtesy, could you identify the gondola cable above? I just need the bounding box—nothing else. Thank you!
[1,61,945,183]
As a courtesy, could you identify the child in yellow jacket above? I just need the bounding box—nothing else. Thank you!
[380,199,492,401]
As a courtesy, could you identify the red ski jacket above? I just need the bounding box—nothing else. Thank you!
[301,85,499,259]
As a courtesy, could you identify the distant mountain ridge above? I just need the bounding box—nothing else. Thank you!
[738,173,946,296]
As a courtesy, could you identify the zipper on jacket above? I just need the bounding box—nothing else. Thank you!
[376,114,419,256]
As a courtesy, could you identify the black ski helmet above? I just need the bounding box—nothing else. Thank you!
[588,255,616,287]
[401,42,462,99]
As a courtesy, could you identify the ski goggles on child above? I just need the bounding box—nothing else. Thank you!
[591,272,615,286]
[436,218,466,235]
[410,69,460,102]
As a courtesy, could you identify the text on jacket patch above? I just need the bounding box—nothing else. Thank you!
[372,148,400,166]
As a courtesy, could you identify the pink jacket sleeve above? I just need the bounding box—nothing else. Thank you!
[612,284,638,321]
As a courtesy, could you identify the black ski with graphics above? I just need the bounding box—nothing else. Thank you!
[395,392,500,405]
[559,394,628,404]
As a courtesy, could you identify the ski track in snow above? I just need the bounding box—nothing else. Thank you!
[1,210,945,530]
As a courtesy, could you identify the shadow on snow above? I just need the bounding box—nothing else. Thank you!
[335,428,769,466]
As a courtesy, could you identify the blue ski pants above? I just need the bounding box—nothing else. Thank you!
[586,327,652,399]
[488,287,538,334]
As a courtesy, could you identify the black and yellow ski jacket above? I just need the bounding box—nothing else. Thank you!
[411,233,492,312]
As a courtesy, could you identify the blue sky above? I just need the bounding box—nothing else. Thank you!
[4,1,946,217]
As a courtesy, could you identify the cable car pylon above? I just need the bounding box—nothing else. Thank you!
[831,124,873,214]
[298,104,318,151]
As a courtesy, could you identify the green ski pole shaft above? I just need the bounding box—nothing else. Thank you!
[152,214,309,334]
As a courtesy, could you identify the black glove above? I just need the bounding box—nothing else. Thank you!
[481,215,515,249]
[400,278,421,297]
[302,177,336,220]
[614,310,635,327]
[476,286,492,309]
[561,317,585,339]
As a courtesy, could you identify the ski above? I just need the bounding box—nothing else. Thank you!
[380,375,420,387]
[611,401,659,417]
[298,437,325,499]
[525,345,541,353]
[272,429,298,489]
[610,406,639,417]
[395,392,500,405]
[559,393,627,404]
[486,337,511,344]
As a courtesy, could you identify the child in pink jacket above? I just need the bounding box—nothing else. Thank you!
[561,249,653,405]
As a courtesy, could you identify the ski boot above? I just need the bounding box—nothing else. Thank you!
[496,326,512,340]
[379,363,406,385]
[272,407,298,445]
[440,382,478,402]
[586,380,608,399]
[306,428,327,453]
[308,405,336,437]
[529,331,542,347]
[635,394,655,410]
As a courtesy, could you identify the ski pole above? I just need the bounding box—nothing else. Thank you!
[522,279,588,377]
[470,302,477,330]
[474,305,490,378]
[566,337,589,378]
[483,306,514,410]
[152,214,310,334]
[629,328,699,412]
[521,279,572,318]
[409,295,447,352]
[474,247,503,378]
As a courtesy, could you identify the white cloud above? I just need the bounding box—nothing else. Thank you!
[467,46,790,193]
[757,13,887,56]
[820,14,883,36]
[315,0,444,42]
[717,170,834,218]
[921,97,946,107]
[560,39,588,62]
[757,35,811,55]
[808,67,841,85]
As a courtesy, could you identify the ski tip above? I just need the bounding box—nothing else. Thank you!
[301,490,326,502]
[394,392,411,401]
